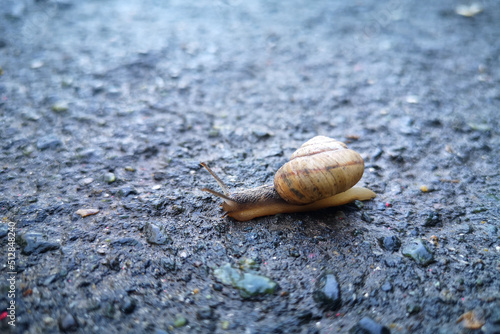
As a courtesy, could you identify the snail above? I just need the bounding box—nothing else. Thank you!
[201,136,376,221]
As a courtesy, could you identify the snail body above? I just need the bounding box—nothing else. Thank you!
[201,136,376,221]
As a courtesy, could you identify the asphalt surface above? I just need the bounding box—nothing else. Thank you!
[1,1,499,333]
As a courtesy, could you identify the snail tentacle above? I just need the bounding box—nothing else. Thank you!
[200,162,231,195]
[201,187,235,203]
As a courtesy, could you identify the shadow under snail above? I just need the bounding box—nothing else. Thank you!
[201,136,376,221]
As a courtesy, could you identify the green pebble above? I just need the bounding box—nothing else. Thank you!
[221,320,230,330]
[213,263,242,285]
[213,263,277,298]
[236,273,277,298]
[208,127,220,137]
[402,238,434,266]
[103,172,116,183]
[173,315,187,327]
[52,102,69,112]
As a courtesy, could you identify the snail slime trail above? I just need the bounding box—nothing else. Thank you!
[201,136,376,221]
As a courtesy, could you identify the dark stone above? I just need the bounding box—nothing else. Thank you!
[406,304,421,315]
[361,212,373,223]
[379,236,401,252]
[120,297,137,314]
[289,248,301,258]
[422,211,441,227]
[402,239,434,266]
[153,171,167,181]
[196,307,215,320]
[59,313,78,332]
[109,256,121,271]
[161,258,177,272]
[349,317,390,334]
[118,186,139,197]
[296,310,314,324]
[381,281,392,292]
[313,272,341,311]
[37,135,63,150]
[18,232,60,255]
[145,222,172,245]
[181,273,192,283]
[111,237,140,247]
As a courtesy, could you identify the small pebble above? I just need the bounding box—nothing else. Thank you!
[422,211,441,227]
[37,135,62,151]
[406,304,421,315]
[381,281,392,292]
[144,222,172,245]
[79,177,94,186]
[379,236,401,252]
[19,232,60,255]
[59,313,78,331]
[213,263,277,298]
[456,3,483,17]
[43,316,56,326]
[406,95,419,104]
[118,186,138,197]
[221,320,230,330]
[313,271,341,311]
[103,172,116,183]
[120,297,136,314]
[361,212,373,223]
[31,60,44,69]
[173,315,187,327]
[51,101,69,113]
[75,208,99,217]
[349,317,390,334]
[196,307,214,320]
[237,273,277,298]
[402,239,434,266]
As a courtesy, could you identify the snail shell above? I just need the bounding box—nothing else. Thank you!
[274,136,365,205]
[201,136,375,221]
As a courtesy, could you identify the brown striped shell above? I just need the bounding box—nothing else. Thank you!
[273,136,365,205]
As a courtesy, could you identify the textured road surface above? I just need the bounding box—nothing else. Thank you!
[1,1,499,333]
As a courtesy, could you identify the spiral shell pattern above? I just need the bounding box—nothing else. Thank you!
[274,136,365,205]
